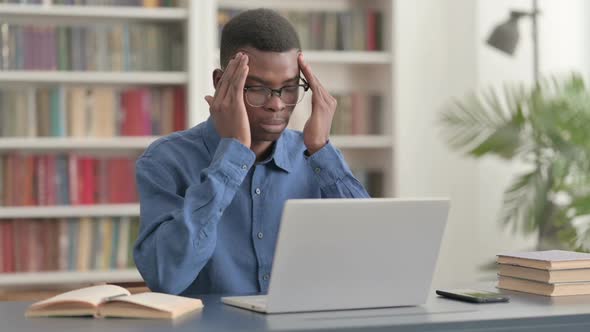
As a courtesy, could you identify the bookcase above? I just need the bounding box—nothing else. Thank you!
[0,0,396,287]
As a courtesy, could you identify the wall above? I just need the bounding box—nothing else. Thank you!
[394,0,481,287]
[474,0,590,276]
[396,0,590,288]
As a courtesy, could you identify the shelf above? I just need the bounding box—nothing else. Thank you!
[0,204,140,219]
[0,4,188,22]
[331,135,393,149]
[0,71,187,85]
[213,50,392,65]
[218,0,351,11]
[303,51,392,64]
[0,269,142,286]
[0,136,392,151]
[0,137,158,151]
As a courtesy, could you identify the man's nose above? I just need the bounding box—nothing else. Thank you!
[265,92,285,112]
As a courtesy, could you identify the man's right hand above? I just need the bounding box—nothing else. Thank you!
[205,53,251,148]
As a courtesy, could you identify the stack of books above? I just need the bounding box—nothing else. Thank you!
[497,250,590,296]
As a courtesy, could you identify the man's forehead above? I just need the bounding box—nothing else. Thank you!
[241,48,300,83]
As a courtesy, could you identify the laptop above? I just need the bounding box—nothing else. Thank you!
[221,198,450,314]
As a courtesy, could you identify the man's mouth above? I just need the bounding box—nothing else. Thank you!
[259,119,287,132]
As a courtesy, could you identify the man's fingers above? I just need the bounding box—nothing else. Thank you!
[298,53,336,111]
[299,53,330,102]
[298,53,320,91]
[204,95,213,107]
[232,55,249,96]
[217,53,243,100]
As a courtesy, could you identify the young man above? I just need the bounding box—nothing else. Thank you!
[134,9,369,296]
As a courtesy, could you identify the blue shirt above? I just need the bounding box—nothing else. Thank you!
[133,118,369,296]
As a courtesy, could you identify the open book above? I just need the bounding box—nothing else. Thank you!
[25,285,203,319]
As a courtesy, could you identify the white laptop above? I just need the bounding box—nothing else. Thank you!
[221,198,450,314]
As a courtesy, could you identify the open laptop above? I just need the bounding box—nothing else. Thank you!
[222,198,450,314]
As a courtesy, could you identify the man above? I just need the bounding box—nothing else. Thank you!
[134,9,369,296]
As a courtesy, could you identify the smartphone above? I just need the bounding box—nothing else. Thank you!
[435,289,509,303]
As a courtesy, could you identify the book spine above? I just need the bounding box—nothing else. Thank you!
[0,155,3,206]
[172,87,186,132]
[1,221,15,272]
[46,155,57,206]
[57,218,69,271]
[117,217,130,269]
[68,154,79,205]
[366,9,377,51]
[67,218,79,271]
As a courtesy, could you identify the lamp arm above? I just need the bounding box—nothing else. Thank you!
[531,0,539,85]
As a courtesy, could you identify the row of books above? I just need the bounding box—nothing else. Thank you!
[352,169,384,197]
[0,86,186,137]
[0,154,138,206]
[331,94,383,136]
[0,23,184,71]
[0,0,42,3]
[497,250,590,296]
[51,0,184,6]
[0,217,139,273]
[218,8,383,51]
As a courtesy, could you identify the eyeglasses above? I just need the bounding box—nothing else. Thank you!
[243,78,310,107]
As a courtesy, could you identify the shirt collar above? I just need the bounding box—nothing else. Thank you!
[204,117,293,173]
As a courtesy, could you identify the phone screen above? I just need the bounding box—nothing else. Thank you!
[436,289,509,303]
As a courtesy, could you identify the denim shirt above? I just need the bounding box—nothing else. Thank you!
[133,118,369,296]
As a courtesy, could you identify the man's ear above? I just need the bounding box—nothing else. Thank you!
[212,69,224,90]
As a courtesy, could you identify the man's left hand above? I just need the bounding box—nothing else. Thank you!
[299,52,337,155]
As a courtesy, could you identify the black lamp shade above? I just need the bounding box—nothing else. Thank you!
[486,18,520,55]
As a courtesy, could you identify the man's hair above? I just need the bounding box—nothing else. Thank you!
[220,8,301,69]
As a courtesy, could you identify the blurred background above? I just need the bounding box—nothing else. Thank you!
[1,0,590,297]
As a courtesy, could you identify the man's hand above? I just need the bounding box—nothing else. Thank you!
[205,53,251,148]
[299,53,337,155]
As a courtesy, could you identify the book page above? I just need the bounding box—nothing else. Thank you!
[30,285,130,310]
[104,292,203,315]
[498,250,590,262]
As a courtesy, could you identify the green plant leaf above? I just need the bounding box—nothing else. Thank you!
[440,73,590,248]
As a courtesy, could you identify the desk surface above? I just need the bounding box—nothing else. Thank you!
[3,284,590,332]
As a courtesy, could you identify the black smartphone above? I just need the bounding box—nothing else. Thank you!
[435,289,510,303]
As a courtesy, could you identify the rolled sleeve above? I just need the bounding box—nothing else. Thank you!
[306,142,349,188]
[208,138,256,188]
[306,142,370,198]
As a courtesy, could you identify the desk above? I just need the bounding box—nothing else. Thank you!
[3,284,590,332]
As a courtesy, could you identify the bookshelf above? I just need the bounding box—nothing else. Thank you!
[0,0,397,287]
[0,1,190,287]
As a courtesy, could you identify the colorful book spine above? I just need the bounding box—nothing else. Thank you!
[0,217,139,273]
[0,154,138,207]
[330,93,383,136]
[218,8,383,51]
[0,23,184,71]
[0,86,186,138]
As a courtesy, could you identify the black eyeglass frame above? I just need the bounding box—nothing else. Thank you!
[243,77,310,107]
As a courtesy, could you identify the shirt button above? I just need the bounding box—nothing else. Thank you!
[257,232,264,239]
[263,274,270,281]
[255,188,261,195]
[241,164,247,170]
[315,167,321,174]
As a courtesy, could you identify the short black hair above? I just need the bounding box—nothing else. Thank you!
[220,8,301,69]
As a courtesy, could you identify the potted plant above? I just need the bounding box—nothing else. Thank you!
[439,73,590,251]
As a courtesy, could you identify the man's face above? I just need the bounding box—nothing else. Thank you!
[238,47,300,143]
